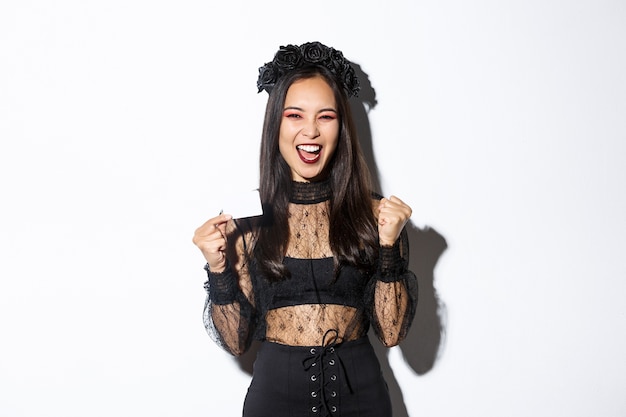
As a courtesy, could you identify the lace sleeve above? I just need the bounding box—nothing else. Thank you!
[366,227,418,347]
[202,220,257,356]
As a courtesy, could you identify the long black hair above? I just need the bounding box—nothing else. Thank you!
[254,65,378,280]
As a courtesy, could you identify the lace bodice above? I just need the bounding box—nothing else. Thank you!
[203,181,418,355]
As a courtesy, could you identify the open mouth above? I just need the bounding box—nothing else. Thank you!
[296,144,322,163]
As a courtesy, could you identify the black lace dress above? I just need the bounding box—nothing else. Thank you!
[203,180,418,417]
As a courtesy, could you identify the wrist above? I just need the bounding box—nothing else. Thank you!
[206,264,226,274]
[379,239,396,247]
[203,261,237,304]
[379,236,399,247]
[204,261,227,275]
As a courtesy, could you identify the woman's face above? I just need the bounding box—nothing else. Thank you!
[278,76,340,182]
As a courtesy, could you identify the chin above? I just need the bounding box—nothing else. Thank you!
[303,172,328,182]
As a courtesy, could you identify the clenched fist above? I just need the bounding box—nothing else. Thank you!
[377,196,412,246]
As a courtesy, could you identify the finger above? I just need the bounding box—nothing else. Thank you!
[385,196,409,210]
[196,214,233,235]
[380,196,412,217]
[193,217,232,250]
[378,200,405,218]
[379,196,404,209]
[215,222,228,244]
[387,195,405,204]
[209,213,233,229]
[193,227,225,251]
[199,229,228,258]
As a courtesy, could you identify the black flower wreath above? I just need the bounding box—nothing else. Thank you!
[257,41,360,97]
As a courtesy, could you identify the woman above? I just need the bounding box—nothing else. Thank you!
[193,41,418,417]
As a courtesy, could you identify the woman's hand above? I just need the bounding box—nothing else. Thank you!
[192,213,232,273]
[377,196,412,247]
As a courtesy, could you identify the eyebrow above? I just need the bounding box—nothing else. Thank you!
[283,106,338,113]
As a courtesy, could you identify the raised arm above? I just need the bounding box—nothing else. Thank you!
[194,216,257,356]
[368,197,418,347]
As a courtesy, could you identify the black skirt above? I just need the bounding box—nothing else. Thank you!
[243,336,392,417]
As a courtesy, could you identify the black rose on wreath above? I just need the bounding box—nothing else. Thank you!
[340,64,360,97]
[300,41,330,64]
[274,44,302,71]
[257,63,279,93]
[256,41,360,97]
[327,49,346,74]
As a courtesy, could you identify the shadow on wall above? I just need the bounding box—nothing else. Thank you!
[235,62,448,417]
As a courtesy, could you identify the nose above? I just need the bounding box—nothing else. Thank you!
[301,119,320,139]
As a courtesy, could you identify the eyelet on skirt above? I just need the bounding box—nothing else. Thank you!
[242,337,392,417]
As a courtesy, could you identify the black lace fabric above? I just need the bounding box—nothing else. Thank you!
[203,182,418,356]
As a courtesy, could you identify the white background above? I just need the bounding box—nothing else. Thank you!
[1,1,625,416]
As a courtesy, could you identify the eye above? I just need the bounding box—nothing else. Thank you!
[285,113,302,119]
[319,113,337,121]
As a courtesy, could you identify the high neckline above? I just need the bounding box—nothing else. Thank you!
[290,180,332,204]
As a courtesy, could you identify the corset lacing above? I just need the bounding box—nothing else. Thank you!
[302,329,353,416]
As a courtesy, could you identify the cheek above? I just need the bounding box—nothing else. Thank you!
[279,123,296,145]
[278,130,296,163]
[325,142,338,161]
[324,126,340,157]
[278,138,289,161]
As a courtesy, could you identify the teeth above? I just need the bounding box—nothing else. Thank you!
[297,145,321,153]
